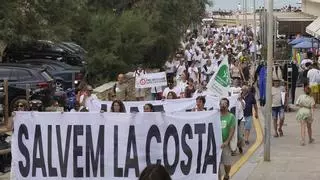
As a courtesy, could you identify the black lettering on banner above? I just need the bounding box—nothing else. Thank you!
[194,124,206,174]
[18,124,30,177]
[124,126,139,177]
[85,125,105,177]
[48,125,58,176]
[146,125,162,166]
[32,125,47,177]
[73,125,84,177]
[56,125,72,177]
[202,123,217,174]
[163,125,179,175]
[114,125,123,177]
[180,124,193,175]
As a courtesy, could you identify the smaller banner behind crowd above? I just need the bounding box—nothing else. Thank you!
[135,72,167,89]
[96,95,237,113]
[12,111,222,180]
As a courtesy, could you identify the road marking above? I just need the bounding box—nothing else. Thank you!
[229,115,263,177]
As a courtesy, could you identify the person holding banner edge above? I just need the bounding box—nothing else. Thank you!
[219,98,236,180]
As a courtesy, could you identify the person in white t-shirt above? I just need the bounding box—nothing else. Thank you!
[307,64,320,87]
[177,73,188,97]
[307,63,320,103]
[175,59,186,80]
[301,52,314,71]
[151,86,163,100]
[201,59,216,82]
[193,80,213,98]
[164,59,176,82]
[208,49,215,60]
[133,66,146,101]
[212,52,221,67]
[256,40,262,60]
[185,46,194,67]
[236,90,246,154]
[271,79,286,137]
[249,39,256,59]
[229,78,242,96]
[188,62,199,83]
[79,85,100,112]
[193,50,203,69]
[162,81,181,99]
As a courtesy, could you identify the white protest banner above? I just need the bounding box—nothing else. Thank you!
[135,72,167,88]
[12,111,222,180]
[206,56,231,97]
[100,95,238,113]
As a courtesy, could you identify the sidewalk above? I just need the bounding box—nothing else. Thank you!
[246,88,320,180]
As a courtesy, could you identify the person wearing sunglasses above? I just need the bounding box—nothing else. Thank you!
[16,102,27,111]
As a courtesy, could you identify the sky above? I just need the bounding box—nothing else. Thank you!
[207,0,301,11]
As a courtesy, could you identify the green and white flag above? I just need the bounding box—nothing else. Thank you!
[206,56,231,97]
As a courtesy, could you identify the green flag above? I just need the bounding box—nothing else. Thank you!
[206,56,231,97]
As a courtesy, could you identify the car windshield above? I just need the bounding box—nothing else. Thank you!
[41,71,54,81]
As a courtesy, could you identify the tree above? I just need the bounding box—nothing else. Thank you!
[0,0,209,85]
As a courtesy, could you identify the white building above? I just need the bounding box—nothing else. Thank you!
[302,0,320,38]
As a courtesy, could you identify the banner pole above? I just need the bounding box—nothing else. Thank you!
[264,0,273,162]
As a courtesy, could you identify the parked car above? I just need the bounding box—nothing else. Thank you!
[59,42,87,55]
[2,40,85,66]
[0,83,48,113]
[0,64,56,107]
[17,59,85,90]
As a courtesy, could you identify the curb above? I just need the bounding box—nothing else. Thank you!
[229,114,264,177]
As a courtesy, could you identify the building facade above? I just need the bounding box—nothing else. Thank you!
[302,0,320,17]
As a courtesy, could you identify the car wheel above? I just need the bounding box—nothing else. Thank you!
[56,80,65,91]
[10,96,29,113]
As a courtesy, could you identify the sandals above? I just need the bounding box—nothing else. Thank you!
[273,133,279,138]
[223,175,230,180]
[300,140,305,146]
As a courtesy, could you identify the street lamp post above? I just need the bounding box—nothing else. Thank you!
[264,0,273,162]
[245,0,248,34]
[253,0,257,63]
[242,0,245,26]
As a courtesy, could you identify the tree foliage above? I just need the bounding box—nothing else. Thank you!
[0,0,209,85]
